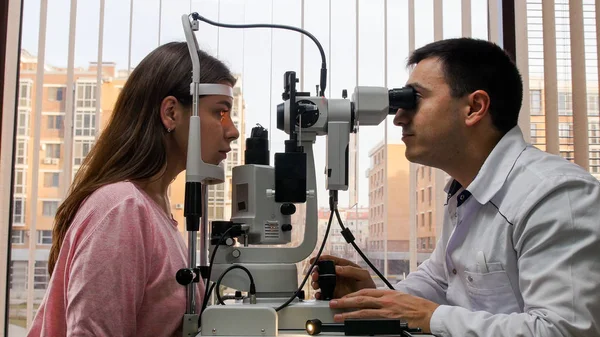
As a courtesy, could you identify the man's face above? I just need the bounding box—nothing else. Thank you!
[393,57,468,168]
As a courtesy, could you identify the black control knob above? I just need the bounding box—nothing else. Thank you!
[280,203,296,216]
[176,268,195,285]
[281,224,293,232]
[297,290,305,300]
[317,260,336,300]
[234,290,243,300]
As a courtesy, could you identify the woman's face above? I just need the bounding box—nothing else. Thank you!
[164,85,240,166]
[197,93,239,164]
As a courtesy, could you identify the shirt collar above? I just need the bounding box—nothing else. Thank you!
[466,126,528,205]
[444,179,462,196]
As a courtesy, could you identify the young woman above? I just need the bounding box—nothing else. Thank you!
[27,42,239,337]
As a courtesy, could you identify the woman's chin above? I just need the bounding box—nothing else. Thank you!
[206,158,224,166]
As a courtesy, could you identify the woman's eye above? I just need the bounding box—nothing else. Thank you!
[216,110,231,121]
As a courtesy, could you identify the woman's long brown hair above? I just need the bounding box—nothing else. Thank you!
[48,42,236,275]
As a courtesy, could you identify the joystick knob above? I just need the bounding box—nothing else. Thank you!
[317,260,336,300]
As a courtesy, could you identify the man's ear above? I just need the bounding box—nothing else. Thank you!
[465,90,491,127]
[160,96,178,131]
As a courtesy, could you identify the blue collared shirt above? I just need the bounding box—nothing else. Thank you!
[394,126,600,337]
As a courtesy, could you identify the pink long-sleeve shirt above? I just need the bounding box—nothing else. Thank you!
[27,181,203,337]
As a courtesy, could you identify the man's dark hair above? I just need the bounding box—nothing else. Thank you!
[408,38,523,134]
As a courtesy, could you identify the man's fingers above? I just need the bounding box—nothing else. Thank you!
[309,254,360,268]
[311,281,319,290]
[329,296,383,310]
[336,265,371,281]
[315,291,321,300]
[311,271,319,282]
[333,309,387,323]
[343,289,389,298]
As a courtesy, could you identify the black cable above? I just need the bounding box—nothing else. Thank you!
[204,282,217,306]
[275,196,336,312]
[190,12,327,96]
[215,265,256,305]
[201,227,234,314]
[333,207,394,290]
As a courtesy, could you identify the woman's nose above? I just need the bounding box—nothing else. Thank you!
[224,117,240,141]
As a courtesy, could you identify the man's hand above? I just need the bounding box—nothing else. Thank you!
[310,254,376,299]
[328,289,440,333]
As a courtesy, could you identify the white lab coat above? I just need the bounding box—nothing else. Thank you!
[394,126,600,337]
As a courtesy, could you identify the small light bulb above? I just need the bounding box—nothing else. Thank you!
[305,319,322,335]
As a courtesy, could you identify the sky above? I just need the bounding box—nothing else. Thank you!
[20,0,489,208]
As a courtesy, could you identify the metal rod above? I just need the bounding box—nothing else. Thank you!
[200,184,209,270]
[187,227,197,314]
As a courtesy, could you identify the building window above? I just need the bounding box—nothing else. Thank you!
[43,172,60,187]
[75,111,96,136]
[17,109,30,136]
[558,92,572,115]
[530,123,538,140]
[19,80,32,107]
[428,211,432,231]
[13,197,26,224]
[14,168,26,195]
[73,140,94,165]
[530,89,542,115]
[37,230,53,245]
[428,186,432,206]
[16,139,27,165]
[589,123,599,145]
[42,201,59,217]
[47,115,64,130]
[588,94,599,116]
[590,150,600,173]
[9,261,27,290]
[45,143,61,159]
[48,86,65,101]
[34,261,50,289]
[421,213,425,228]
[11,230,26,244]
[76,82,96,108]
[559,123,572,138]
[428,167,432,181]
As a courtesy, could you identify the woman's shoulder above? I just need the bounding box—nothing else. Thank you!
[79,181,148,213]
[68,181,153,241]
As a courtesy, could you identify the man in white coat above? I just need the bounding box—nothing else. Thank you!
[312,38,600,337]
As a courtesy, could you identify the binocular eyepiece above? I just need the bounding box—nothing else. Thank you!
[388,86,417,114]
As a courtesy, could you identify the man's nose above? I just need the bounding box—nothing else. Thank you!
[393,108,411,126]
